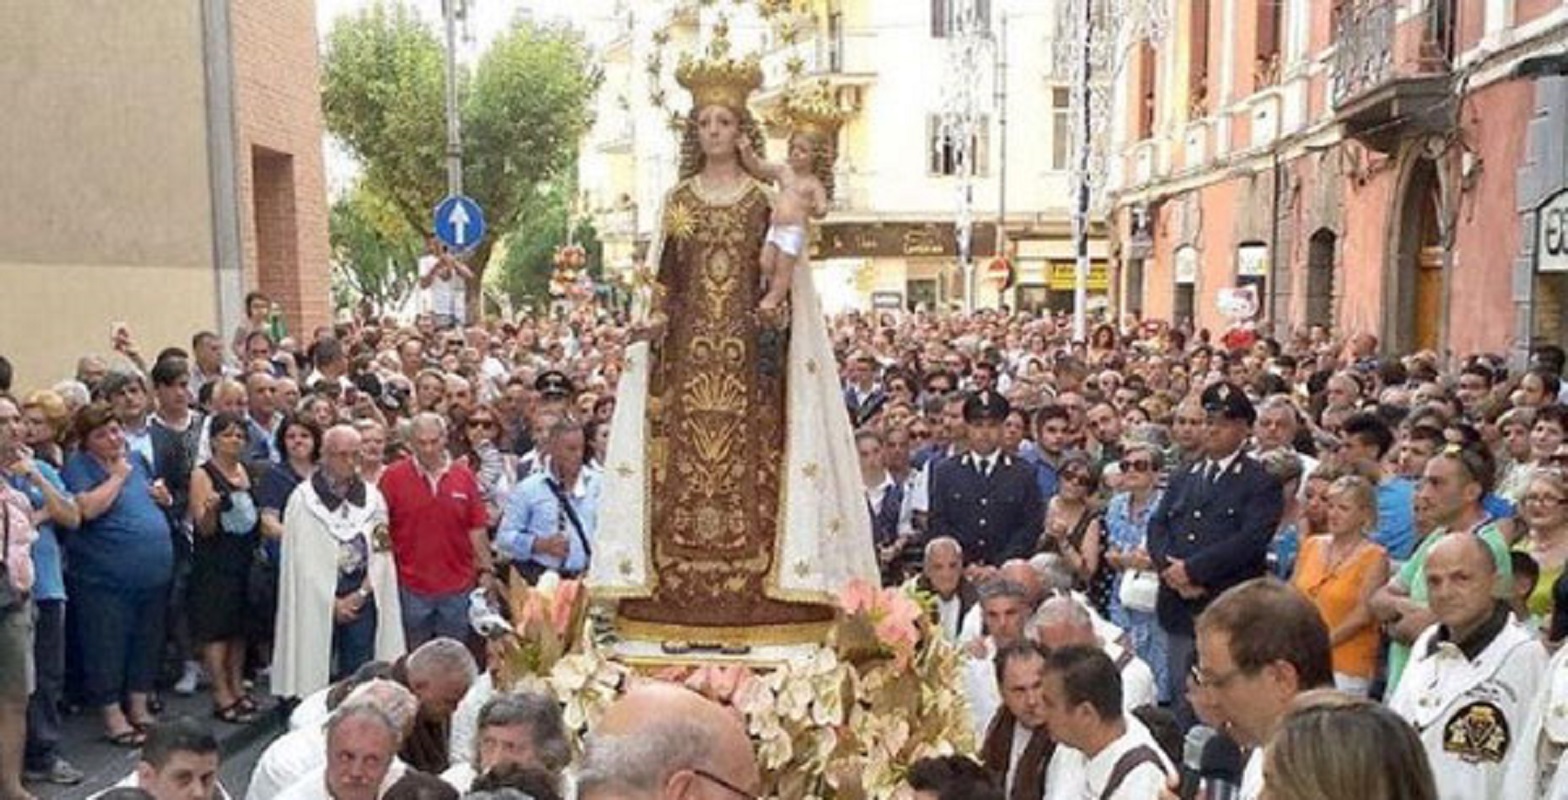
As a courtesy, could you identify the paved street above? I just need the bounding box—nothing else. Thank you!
[30,690,282,800]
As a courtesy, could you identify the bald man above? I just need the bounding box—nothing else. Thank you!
[1389,533,1545,800]
[578,684,760,800]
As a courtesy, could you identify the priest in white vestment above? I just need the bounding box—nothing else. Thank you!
[273,426,405,699]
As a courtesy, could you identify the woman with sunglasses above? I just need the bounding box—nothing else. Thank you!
[1516,469,1568,627]
[1102,441,1170,702]
[1037,454,1110,612]
[461,403,514,527]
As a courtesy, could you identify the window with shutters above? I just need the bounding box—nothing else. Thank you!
[928,114,990,177]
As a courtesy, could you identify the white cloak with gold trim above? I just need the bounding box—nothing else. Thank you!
[591,252,878,607]
[271,479,406,698]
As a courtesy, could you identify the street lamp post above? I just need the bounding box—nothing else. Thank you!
[1057,0,1167,341]
[442,0,464,198]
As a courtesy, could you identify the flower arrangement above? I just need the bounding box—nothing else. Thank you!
[550,244,589,298]
[492,571,589,694]
[539,579,974,799]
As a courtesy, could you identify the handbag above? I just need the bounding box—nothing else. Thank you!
[1117,567,1160,613]
[0,497,24,612]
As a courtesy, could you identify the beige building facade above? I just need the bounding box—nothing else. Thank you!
[0,0,330,389]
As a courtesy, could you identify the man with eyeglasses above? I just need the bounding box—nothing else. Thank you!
[1370,444,1515,696]
[1147,381,1283,731]
[1390,533,1544,800]
[1175,578,1332,800]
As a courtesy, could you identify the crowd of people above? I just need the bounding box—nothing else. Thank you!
[6,288,1568,798]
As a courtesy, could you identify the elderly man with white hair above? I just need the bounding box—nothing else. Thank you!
[1032,596,1157,711]
[273,425,405,699]
[910,537,976,641]
[248,678,417,800]
[275,698,411,800]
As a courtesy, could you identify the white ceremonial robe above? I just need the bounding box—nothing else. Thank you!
[1105,639,1158,711]
[448,672,495,767]
[964,639,1001,744]
[246,727,325,800]
[288,687,332,731]
[272,479,406,699]
[1503,642,1568,799]
[591,249,878,604]
[1390,615,1547,800]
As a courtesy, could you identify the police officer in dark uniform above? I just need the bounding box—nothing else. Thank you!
[1147,381,1283,728]
[928,391,1044,568]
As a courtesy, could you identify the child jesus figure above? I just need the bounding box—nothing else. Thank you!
[739,130,830,316]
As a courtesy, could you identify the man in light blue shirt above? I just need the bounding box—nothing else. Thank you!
[496,418,600,580]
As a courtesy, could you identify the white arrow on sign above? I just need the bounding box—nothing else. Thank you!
[447,202,471,246]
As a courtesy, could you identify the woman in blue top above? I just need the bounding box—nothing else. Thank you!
[61,403,173,747]
[1102,440,1171,703]
[252,415,320,651]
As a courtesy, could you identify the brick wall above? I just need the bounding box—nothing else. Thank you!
[230,0,332,338]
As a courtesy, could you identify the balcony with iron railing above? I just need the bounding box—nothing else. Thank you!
[1331,0,1455,152]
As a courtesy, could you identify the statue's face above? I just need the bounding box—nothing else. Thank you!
[697,104,741,161]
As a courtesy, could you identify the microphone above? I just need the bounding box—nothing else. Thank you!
[1199,733,1245,800]
[1179,726,1217,800]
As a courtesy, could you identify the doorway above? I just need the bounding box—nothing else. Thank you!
[1306,229,1336,328]
[1390,157,1443,353]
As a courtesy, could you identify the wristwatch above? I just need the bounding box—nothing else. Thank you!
[356,586,371,601]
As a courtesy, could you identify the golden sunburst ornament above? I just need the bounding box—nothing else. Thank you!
[664,200,697,241]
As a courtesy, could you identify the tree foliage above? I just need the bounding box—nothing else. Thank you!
[321,1,600,307]
[496,179,604,310]
[328,184,422,314]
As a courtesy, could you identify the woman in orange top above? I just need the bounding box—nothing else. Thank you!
[1290,474,1389,696]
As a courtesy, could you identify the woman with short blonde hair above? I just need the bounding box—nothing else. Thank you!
[1290,475,1388,696]
[1264,689,1436,800]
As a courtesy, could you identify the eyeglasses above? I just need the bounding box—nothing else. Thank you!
[467,419,498,430]
[909,430,932,440]
[1063,472,1092,486]
[691,768,759,800]
[1523,493,1568,506]
[1190,664,1250,691]
[1119,459,1156,473]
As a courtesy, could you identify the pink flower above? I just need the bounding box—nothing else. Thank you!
[551,580,581,635]
[839,578,879,615]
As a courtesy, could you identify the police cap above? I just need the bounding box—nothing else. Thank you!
[962,390,1011,423]
[535,370,574,399]
[1200,381,1256,424]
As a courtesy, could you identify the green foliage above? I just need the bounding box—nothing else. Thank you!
[321,1,601,303]
[328,184,423,313]
[496,181,603,310]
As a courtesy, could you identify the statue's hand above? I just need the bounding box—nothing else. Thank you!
[630,313,669,343]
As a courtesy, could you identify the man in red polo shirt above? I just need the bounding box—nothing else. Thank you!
[379,412,496,647]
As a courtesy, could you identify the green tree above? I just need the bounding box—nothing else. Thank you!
[328,183,423,314]
[321,1,599,311]
[496,179,603,310]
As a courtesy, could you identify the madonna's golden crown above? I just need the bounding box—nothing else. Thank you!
[674,22,763,112]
